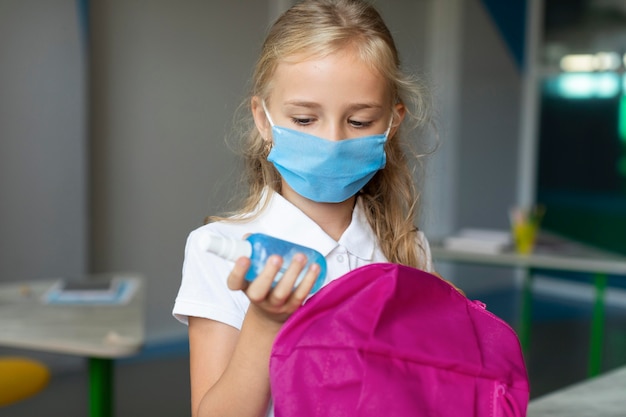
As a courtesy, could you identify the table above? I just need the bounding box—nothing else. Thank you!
[0,274,144,417]
[431,233,626,376]
[527,365,626,416]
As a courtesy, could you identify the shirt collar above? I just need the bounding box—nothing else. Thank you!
[256,188,377,261]
[338,199,378,261]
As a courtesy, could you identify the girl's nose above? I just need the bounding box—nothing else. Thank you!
[324,123,345,142]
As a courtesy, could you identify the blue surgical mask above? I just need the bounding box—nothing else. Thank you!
[263,101,392,203]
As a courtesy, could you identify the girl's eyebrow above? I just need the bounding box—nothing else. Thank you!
[283,100,383,111]
[283,100,321,109]
[348,102,383,111]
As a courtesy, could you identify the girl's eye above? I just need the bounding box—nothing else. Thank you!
[349,119,373,128]
[291,117,314,126]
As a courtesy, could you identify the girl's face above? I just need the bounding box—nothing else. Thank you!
[253,46,404,142]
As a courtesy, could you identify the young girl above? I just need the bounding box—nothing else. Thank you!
[173,1,436,416]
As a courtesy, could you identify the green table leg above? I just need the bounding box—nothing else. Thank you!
[89,357,113,417]
[588,273,608,377]
[519,269,533,355]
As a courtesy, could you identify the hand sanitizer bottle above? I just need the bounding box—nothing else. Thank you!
[200,233,327,294]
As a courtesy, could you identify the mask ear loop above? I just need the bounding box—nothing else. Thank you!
[383,114,394,138]
[261,100,276,128]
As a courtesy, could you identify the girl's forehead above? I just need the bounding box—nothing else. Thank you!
[279,44,378,73]
[270,50,390,104]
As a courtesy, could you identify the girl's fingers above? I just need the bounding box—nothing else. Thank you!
[289,262,319,303]
[270,253,307,302]
[226,257,251,291]
[272,257,320,314]
[245,255,283,302]
[242,253,323,323]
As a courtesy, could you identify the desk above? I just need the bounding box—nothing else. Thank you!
[0,274,144,417]
[431,234,626,376]
[527,365,626,416]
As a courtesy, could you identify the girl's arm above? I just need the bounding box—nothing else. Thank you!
[189,254,320,417]
[188,312,277,417]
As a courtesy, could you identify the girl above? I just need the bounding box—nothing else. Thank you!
[174,1,436,416]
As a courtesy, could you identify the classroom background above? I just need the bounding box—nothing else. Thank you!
[1,0,625,415]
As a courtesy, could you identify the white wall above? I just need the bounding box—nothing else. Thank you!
[0,0,87,282]
[457,0,521,229]
[89,0,270,340]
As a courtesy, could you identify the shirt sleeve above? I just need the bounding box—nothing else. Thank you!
[172,227,250,330]
[416,230,434,273]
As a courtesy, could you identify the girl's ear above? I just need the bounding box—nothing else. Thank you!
[389,102,406,139]
[251,96,271,141]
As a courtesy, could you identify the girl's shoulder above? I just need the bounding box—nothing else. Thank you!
[190,216,263,241]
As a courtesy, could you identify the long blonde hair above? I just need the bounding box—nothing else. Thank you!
[212,0,432,268]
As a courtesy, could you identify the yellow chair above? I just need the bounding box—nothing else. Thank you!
[0,357,50,407]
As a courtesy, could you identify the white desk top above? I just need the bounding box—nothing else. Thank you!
[0,275,144,358]
[432,233,626,275]
[528,365,626,417]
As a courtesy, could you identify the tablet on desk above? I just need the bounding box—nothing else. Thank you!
[42,276,138,305]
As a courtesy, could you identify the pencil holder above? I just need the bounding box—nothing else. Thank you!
[510,206,545,255]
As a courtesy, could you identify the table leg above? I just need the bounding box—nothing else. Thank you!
[89,357,113,417]
[588,273,607,377]
[519,269,533,355]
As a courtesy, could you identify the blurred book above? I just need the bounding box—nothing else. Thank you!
[443,229,512,254]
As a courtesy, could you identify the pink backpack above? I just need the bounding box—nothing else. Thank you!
[270,263,529,416]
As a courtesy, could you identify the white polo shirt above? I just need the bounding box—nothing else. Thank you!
[173,188,433,329]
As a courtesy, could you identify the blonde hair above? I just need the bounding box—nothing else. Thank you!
[212,0,432,268]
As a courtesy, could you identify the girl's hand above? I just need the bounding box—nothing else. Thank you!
[226,253,320,324]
